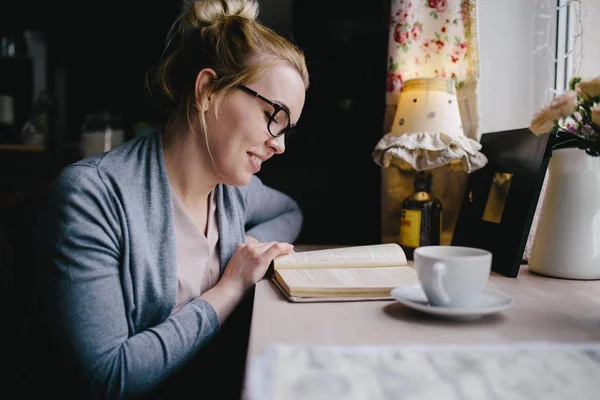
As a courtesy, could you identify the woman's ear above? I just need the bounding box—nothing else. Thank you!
[194,68,218,112]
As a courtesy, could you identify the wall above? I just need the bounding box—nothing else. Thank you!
[477,0,599,136]
[578,0,600,79]
[477,0,557,134]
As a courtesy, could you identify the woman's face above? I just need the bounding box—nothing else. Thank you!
[203,64,306,186]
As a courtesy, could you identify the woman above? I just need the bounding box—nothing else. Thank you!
[28,0,309,398]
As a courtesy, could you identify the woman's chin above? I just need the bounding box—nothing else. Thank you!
[223,172,254,187]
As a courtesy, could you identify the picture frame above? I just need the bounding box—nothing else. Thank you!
[451,127,552,277]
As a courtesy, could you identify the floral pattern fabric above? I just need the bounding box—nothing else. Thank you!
[385,0,480,140]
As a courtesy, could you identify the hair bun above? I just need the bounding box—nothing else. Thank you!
[184,0,259,29]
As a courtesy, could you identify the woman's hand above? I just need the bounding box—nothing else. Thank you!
[200,241,294,325]
[221,241,294,292]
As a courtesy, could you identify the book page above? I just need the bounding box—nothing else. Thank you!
[275,266,418,290]
[273,244,407,270]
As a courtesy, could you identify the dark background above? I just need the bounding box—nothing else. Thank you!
[0,0,391,246]
[0,1,389,398]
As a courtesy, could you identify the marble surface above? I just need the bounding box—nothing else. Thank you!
[243,245,600,399]
[247,342,600,400]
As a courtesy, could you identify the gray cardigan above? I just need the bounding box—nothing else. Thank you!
[38,131,302,399]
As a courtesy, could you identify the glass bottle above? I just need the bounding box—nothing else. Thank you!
[80,110,124,158]
[399,170,443,260]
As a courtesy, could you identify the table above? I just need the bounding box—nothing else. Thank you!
[243,245,600,398]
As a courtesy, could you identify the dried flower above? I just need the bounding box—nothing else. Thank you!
[576,76,600,101]
[582,124,595,137]
[529,75,600,157]
[529,105,557,135]
[549,90,578,118]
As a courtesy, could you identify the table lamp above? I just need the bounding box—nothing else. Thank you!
[373,77,488,253]
[372,77,487,173]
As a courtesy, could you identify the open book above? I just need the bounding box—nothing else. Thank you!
[270,243,418,302]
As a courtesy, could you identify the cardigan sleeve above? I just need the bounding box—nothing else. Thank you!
[39,164,219,399]
[242,175,303,243]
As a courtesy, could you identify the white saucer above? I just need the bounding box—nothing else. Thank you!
[390,284,514,320]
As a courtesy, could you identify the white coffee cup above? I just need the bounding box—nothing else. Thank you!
[414,246,492,308]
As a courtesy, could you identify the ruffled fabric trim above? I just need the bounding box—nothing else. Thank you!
[372,132,488,173]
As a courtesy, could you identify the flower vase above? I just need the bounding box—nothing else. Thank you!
[529,148,600,279]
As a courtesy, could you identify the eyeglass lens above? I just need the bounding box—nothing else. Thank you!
[268,108,291,137]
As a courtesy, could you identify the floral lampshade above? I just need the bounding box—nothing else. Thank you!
[373,77,487,173]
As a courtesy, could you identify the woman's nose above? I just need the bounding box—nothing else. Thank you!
[267,135,285,154]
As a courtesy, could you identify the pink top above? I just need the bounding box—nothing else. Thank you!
[170,189,221,315]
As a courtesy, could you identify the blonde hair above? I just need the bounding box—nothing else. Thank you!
[146,0,309,135]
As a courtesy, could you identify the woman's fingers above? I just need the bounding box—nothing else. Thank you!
[260,242,294,262]
[221,241,296,292]
[249,241,293,258]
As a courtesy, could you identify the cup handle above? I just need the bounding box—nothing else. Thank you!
[431,262,450,305]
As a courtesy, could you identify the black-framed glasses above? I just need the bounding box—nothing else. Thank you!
[238,85,294,138]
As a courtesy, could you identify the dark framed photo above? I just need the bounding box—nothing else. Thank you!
[451,128,552,277]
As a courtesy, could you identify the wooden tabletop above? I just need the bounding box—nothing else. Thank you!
[243,245,600,395]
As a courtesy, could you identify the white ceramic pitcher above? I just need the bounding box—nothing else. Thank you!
[529,148,600,280]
